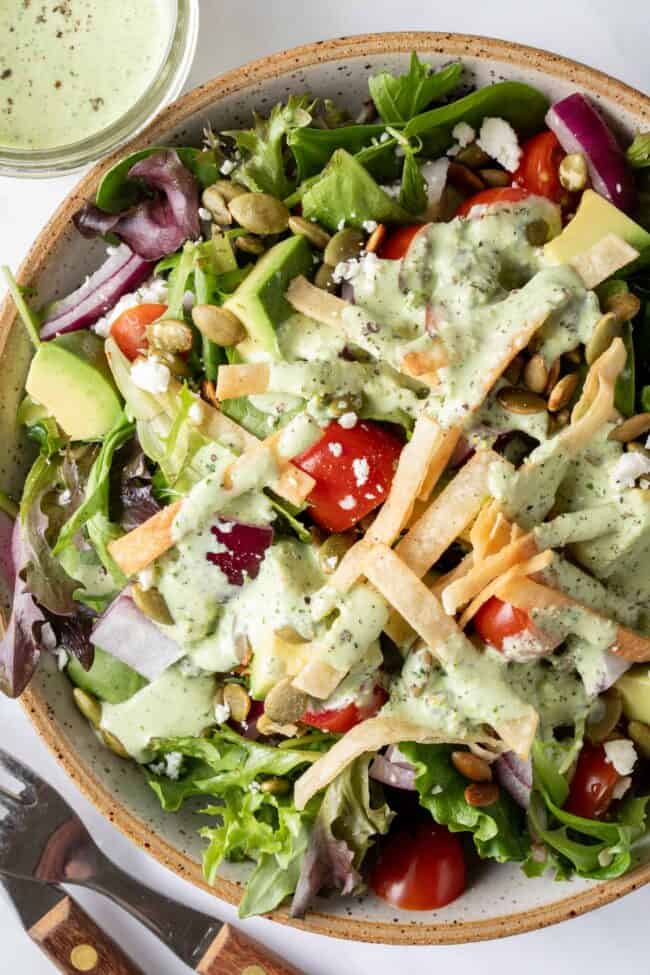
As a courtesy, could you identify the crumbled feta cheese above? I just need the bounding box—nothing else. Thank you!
[249,780,261,792]
[188,401,204,425]
[501,630,545,662]
[325,555,338,569]
[379,131,390,143]
[198,206,213,221]
[338,495,357,510]
[332,259,359,283]
[220,158,237,175]
[182,289,196,311]
[362,219,378,233]
[612,451,650,489]
[381,181,402,199]
[364,493,376,501]
[214,700,231,724]
[215,519,234,533]
[431,784,444,795]
[130,357,171,393]
[446,143,461,157]
[598,848,614,867]
[162,752,183,780]
[328,441,343,457]
[452,122,476,147]
[56,648,69,671]
[337,218,346,231]
[352,456,369,487]
[57,489,72,505]
[477,117,522,173]
[138,566,156,591]
[338,412,357,429]
[612,775,632,800]
[420,157,450,207]
[92,275,169,337]
[604,739,637,776]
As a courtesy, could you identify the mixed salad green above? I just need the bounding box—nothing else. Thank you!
[4,53,650,919]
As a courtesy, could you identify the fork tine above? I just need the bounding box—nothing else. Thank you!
[0,748,44,791]
[0,788,22,819]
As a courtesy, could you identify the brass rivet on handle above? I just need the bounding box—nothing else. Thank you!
[70,944,98,971]
[242,966,268,975]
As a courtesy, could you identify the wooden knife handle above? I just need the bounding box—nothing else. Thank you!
[196,922,306,975]
[28,894,144,974]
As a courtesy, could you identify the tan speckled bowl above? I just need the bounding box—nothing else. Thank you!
[2,33,650,944]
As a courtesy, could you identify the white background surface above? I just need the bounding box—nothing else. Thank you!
[1,1,649,972]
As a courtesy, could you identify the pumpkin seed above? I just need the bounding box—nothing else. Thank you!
[256,713,298,738]
[314,263,337,292]
[235,234,265,256]
[451,750,492,782]
[628,720,650,759]
[260,776,290,795]
[544,357,561,395]
[497,386,547,415]
[324,227,364,266]
[464,782,500,807]
[201,185,232,225]
[101,730,130,758]
[558,152,588,191]
[525,219,550,246]
[608,412,650,443]
[626,440,650,458]
[228,192,289,235]
[192,304,246,346]
[212,179,247,203]
[264,677,309,724]
[454,143,491,168]
[288,215,330,250]
[223,682,251,723]
[585,312,622,365]
[365,223,387,253]
[319,533,355,574]
[587,688,622,744]
[523,354,549,394]
[478,167,511,187]
[321,391,363,418]
[605,290,642,323]
[157,351,190,378]
[73,687,101,728]
[132,583,173,625]
[447,161,485,193]
[146,319,193,354]
[504,355,524,385]
[547,372,579,412]
[202,379,219,408]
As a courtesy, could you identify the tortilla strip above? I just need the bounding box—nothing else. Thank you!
[294,716,498,810]
[417,426,462,502]
[570,337,625,427]
[430,553,474,600]
[570,234,639,290]
[286,275,348,329]
[291,659,346,699]
[459,549,554,628]
[216,363,270,400]
[441,532,539,616]
[495,575,650,663]
[362,544,538,758]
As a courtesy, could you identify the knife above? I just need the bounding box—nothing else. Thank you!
[1,873,144,974]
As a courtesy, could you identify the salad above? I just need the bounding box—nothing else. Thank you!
[4,52,650,920]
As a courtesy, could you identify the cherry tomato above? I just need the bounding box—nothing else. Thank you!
[370,821,466,910]
[513,130,565,203]
[565,743,620,820]
[110,303,167,361]
[455,186,531,218]
[293,419,403,533]
[377,224,422,260]
[474,596,534,652]
[302,685,387,734]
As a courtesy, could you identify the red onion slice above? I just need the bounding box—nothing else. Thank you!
[546,93,636,213]
[40,245,154,340]
[494,751,532,809]
[369,746,416,790]
[91,590,183,681]
[207,520,273,587]
[0,511,16,596]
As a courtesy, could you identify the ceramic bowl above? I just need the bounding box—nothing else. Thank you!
[2,32,650,944]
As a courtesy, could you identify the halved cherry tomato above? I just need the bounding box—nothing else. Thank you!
[302,685,387,734]
[565,743,620,820]
[110,303,167,360]
[455,186,531,218]
[513,130,565,203]
[293,419,403,533]
[474,596,534,652]
[377,224,422,260]
[370,821,466,910]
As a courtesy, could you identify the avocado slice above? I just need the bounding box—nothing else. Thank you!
[545,189,650,265]
[26,331,122,440]
[617,665,650,724]
[67,646,147,704]
[224,235,313,359]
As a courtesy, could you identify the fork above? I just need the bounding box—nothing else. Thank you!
[0,747,304,974]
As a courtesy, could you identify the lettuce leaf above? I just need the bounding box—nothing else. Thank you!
[399,742,529,863]
[369,56,463,124]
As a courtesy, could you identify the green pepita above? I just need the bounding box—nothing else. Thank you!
[191,303,246,346]
[587,688,622,744]
[324,227,364,267]
[608,412,650,443]
[73,687,101,728]
[586,312,622,365]
[235,234,265,256]
[547,372,579,412]
[223,682,251,723]
[314,263,337,293]
[605,291,642,323]
[497,386,547,415]
[558,153,588,192]
[212,179,247,203]
[260,777,290,795]
[146,319,193,354]
[228,193,289,235]
[525,219,550,246]
[132,584,173,625]
[478,168,511,187]
[201,185,233,225]
[523,354,549,394]
[101,729,130,758]
[264,677,309,724]
[288,215,330,250]
[318,533,355,574]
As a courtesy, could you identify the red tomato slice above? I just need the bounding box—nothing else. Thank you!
[565,743,620,820]
[474,596,534,652]
[370,821,466,910]
[110,303,167,361]
[513,130,565,203]
[377,224,422,260]
[302,685,387,734]
[293,419,403,533]
[455,186,531,218]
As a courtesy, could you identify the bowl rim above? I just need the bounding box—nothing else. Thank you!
[4,30,650,944]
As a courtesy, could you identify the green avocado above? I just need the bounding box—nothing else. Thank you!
[224,235,313,359]
[67,646,147,704]
[545,189,650,265]
[616,665,650,724]
[26,331,122,441]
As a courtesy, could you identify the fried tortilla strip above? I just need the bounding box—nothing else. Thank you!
[441,532,539,616]
[569,234,639,290]
[459,549,554,629]
[495,575,650,663]
[416,425,462,502]
[215,363,271,400]
[286,275,348,329]
[290,659,346,699]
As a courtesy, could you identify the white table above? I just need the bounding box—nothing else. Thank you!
[1,2,649,971]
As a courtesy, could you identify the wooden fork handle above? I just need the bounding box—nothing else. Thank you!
[29,894,144,974]
[196,922,306,975]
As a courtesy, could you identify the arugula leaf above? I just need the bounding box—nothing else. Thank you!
[394,131,428,216]
[287,123,389,183]
[163,240,197,320]
[400,743,528,862]
[225,96,314,198]
[369,56,463,124]
[266,493,311,544]
[95,147,222,213]
[627,132,650,169]
[1,266,41,349]
[301,149,411,231]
